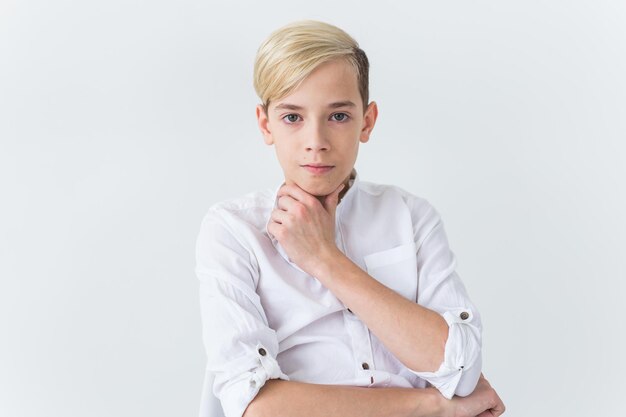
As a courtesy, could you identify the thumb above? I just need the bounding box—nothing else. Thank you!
[324,183,345,213]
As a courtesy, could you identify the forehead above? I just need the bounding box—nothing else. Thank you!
[272,59,361,110]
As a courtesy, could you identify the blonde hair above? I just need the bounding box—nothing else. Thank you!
[253,20,370,113]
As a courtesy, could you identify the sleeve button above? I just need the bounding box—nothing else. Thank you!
[258,348,267,356]
[460,311,469,320]
[362,362,370,370]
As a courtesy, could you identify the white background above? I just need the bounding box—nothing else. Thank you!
[1,1,625,416]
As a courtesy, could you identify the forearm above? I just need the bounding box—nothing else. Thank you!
[314,251,448,373]
[245,379,443,417]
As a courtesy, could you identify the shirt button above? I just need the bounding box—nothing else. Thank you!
[347,308,353,314]
[258,348,267,356]
[362,362,370,370]
[460,311,469,320]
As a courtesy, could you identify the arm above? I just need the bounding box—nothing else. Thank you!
[312,250,448,372]
[198,207,504,417]
[270,185,482,398]
[196,211,291,417]
[245,374,505,417]
[245,379,441,417]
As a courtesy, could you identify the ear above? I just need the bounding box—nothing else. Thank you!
[256,104,274,145]
[359,101,378,143]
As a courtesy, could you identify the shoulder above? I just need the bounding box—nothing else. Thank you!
[200,188,274,232]
[356,180,443,240]
[195,188,274,276]
[358,180,439,218]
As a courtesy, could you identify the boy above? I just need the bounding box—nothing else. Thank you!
[196,20,504,417]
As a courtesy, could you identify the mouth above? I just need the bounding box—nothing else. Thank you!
[302,164,334,175]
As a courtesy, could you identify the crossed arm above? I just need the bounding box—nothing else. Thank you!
[245,375,503,417]
[249,183,505,417]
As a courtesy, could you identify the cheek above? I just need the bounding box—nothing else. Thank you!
[274,142,297,165]
[339,138,360,154]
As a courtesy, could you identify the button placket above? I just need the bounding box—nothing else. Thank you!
[335,193,375,381]
[361,325,375,374]
[337,219,353,315]
[337,218,361,317]
[342,299,376,379]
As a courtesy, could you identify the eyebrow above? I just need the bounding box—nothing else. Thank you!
[273,101,357,112]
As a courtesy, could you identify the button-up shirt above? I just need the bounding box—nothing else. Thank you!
[196,169,482,417]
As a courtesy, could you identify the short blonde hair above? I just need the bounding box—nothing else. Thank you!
[253,20,370,113]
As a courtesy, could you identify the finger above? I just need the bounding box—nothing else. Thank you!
[278,184,319,207]
[493,395,505,416]
[270,208,291,225]
[323,183,345,212]
[277,194,298,211]
[267,221,279,239]
[476,390,504,417]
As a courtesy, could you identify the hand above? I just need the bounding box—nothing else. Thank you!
[444,374,505,417]
[267,182,345,275]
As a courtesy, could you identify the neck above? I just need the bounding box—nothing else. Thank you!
[337,175,352,205]
[285,170,354,206]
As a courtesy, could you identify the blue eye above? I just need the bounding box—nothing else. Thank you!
[283,114,301,123]
[331,113,349,122]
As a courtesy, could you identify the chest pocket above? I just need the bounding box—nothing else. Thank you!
[363,242,418,303]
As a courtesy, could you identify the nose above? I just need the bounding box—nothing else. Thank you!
[305,120,330,152]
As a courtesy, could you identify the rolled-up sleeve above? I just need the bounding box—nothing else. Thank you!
[196,210,289,417]
[408,205,482,399]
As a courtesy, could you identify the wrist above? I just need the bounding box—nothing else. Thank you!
[412,387,447,417]
[309,246,345,278]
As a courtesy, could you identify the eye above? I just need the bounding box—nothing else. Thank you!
[331,112,350,122]
[282,114,301,124]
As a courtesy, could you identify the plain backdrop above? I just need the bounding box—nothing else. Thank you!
[1,1,625,416]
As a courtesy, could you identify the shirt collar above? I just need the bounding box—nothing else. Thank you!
[265,168,360,272]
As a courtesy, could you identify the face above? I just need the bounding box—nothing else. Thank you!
[256,58,378,199]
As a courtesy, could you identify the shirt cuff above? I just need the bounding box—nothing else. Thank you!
[407,308,482,399]
[213,341,290,417]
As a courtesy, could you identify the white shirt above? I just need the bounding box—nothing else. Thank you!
[196,169,482,417]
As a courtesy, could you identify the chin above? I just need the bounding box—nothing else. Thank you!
[301,185,329,197]
[296,180,336,197]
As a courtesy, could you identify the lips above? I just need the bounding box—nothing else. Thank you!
[302,165,334,174]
